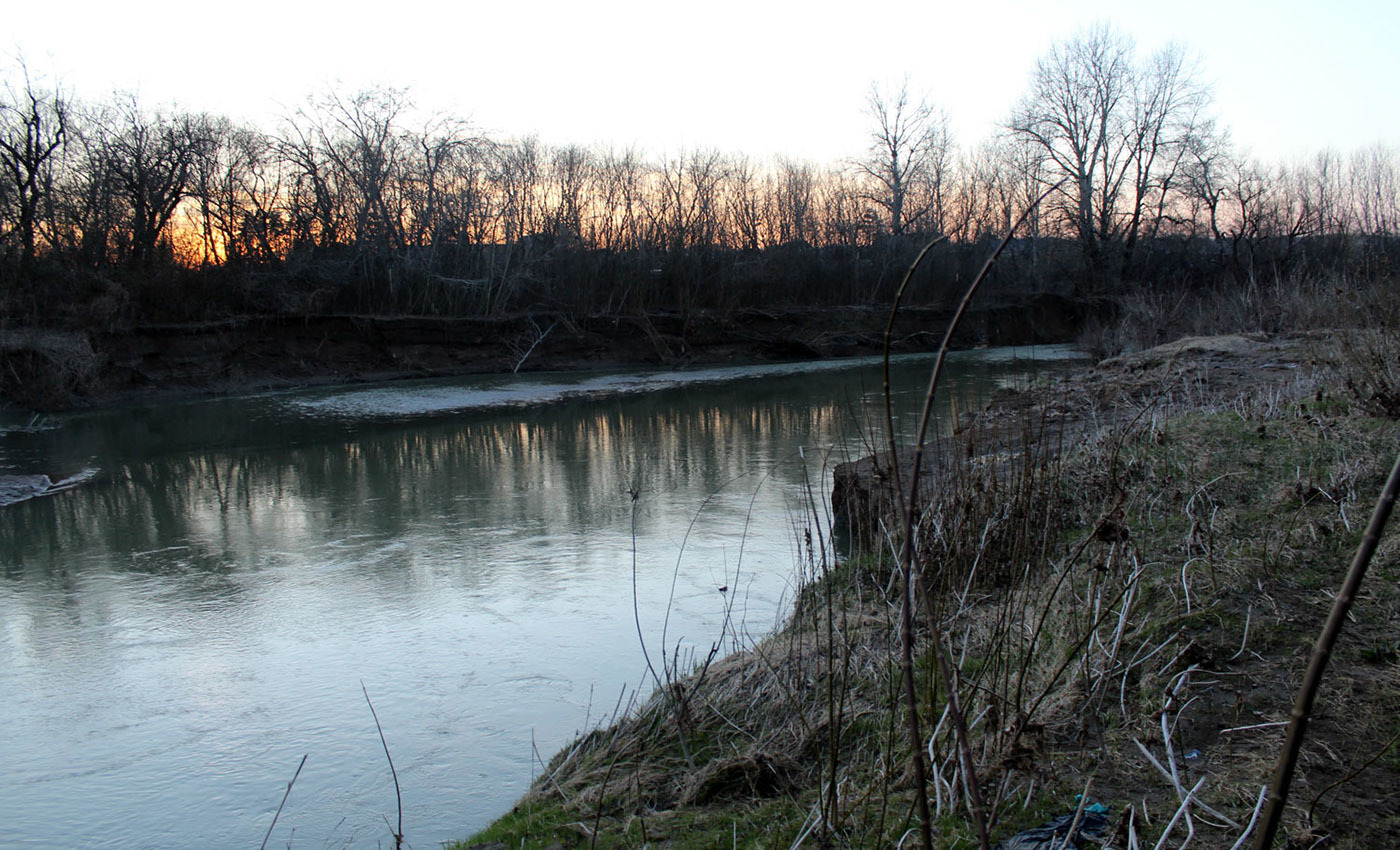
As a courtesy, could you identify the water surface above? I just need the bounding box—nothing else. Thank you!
[0,347,1080,848]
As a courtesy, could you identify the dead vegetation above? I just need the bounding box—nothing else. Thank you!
[455,267,1400,850]
[0,327,100,408]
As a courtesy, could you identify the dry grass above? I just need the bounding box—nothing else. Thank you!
[1079,274,1400,361]
[459,325,1400,850]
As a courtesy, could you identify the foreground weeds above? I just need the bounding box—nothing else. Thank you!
[457,333,1400,849]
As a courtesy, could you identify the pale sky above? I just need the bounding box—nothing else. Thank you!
[6,0,1397,165]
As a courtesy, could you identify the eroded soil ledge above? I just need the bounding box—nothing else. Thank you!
[1,295,1084,411]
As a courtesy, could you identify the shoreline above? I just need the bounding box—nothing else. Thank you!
[457,328,1400,849]
[1,297,1086,412]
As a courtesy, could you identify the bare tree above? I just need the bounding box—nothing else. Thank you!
[230,127,288,263]
[856,79,953,236]
[1009,25,1133,288]
[1009,25,1212,289]
[1119,44,1210,261]
[99,97,211,267]
[544,144,591,244]
[1351,144,1398,237]
[277,113,344,251]
[403,115,478,250]
[437,134,499,280]
[723,154,765,252]
[495,135,542,246]
[1304,149,1350,237]
[1222,155,1273,279]
[652,148,728,253]
[48,107,117,267]
[312,87,410,255]
[958,140,1017,242]
[0,60,67,275]
[187,116,256,266]
[1182,127,1233,242]
[593,145,644,252]
[775,156,818,245]
[686,148,728,249]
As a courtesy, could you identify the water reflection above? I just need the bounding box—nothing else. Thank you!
[0,348,1080,848]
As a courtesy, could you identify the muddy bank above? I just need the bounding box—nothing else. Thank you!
[2,294,1086,411]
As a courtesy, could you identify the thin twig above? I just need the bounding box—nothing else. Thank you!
[1229,605,1254,661]
[933,631,991,847]
[1220,721,1289,735]
[887,180,1068,850]
[1307,725,1400,827]
[532,728,573,804]
[628,486,662,691]
[882,233,947,850]
[362,681,403,849]
[259,754,308,850]
[589,746,623,850]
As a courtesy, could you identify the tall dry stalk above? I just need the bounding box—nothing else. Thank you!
[1252,451,1400,849]
[258,754,308,850]
[881,179,1065,850]
[362,682,404,850]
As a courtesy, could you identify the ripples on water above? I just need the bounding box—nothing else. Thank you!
[0,348,1082,848]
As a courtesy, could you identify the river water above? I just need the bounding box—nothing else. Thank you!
[0,347,1079,849]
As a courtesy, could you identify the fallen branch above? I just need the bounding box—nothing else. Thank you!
[1132,738,1239,829]
[511,319,557,373]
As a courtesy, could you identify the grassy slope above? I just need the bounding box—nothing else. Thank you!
[455,331,1400,850]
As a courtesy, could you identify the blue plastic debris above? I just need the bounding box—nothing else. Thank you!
[993,803,1110,849]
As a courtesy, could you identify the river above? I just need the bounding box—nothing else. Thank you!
[0,347,1080,849]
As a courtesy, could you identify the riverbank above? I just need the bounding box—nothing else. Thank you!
[0,296,1085,412]
[455,328,1400,849]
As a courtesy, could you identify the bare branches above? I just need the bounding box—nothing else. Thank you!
[1,48,1395,324]
[1007,24,1212,290]
[0,58,67,272]
[856,79,953,236]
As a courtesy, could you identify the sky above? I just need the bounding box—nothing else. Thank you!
[5,0,1397,166]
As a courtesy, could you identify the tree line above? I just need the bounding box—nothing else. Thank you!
[2,25,1397,327]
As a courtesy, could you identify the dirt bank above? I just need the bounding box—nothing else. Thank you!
[1,295,1085,411]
